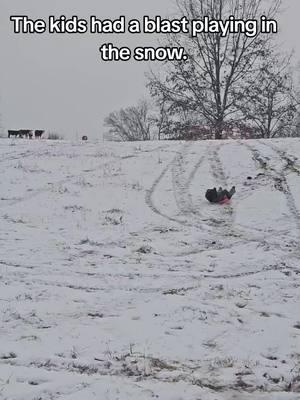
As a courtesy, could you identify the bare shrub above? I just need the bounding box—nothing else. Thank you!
[48,132,63,140]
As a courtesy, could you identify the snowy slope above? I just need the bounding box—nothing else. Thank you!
[0,138,300,400]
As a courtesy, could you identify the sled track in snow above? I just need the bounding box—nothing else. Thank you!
[164,262,296,286]
[171,141,199,216]
[192,142,297,251]
[146,141,300,261]
[263,141,300,176]
[146,141,300,258]
[147,142,231,231]
[6,263,297,296]
[180,143,238,231]
[145,145,192,228]
[145,142,240,252]
[146,141,217,233]
[171,142,233,229]
[189,144,252,238]
[245,142,300,226]
[203,144,284,245]
[146,142,277,253]
[261,142,300,236]
[243,142,300,249]
[6,259,296,283]
[209,144,227,182]
[147,142,230,235]
[186,152,207,187]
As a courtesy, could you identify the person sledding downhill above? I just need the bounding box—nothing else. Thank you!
[205,186,236,204]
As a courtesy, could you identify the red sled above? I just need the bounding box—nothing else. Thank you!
[218,196,230,205]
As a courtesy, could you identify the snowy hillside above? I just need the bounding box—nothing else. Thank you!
[1,138,300,400]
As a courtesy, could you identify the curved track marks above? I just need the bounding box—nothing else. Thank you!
[145,145,191,227]
[146,142,269,257]
[242,141,300,252]
[147,140,300,258]
[245,142,300,227]
[146,142,213,232]
[171,142,203,216]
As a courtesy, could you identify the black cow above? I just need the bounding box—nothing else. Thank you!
[8,130,20,138]
[35,130,44,139]
[19,130,33,138]
[8,130,34,138]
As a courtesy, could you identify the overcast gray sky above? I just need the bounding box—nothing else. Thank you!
[0,0,299,139]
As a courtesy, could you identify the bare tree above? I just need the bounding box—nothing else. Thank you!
[104,100,152,141]
[291,63,300,137]
[240,54,298,138]
[148,0,281,139]
[149,98,189,140]
[150,100,169,140]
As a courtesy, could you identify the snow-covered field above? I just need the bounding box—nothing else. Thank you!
[1,138,300,400]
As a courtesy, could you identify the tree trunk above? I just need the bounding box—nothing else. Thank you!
[215,121,223,140]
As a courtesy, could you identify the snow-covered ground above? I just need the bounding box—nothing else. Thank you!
[0,138,300,399]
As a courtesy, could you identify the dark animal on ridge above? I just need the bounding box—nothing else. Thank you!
[8,130,34,138]
[35,130,44,139]
[19,130,33,138]
[8,130,20,138]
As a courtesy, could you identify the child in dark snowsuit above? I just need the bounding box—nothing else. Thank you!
[205,186,236,204]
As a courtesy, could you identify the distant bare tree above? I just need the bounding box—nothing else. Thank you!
[149,94,210,140]
[149,98,176,140]
[104,100,152,141]
[151,101,167,141]
[291,63,300,137]
[240,54,298,138]
[148,0,281,139]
